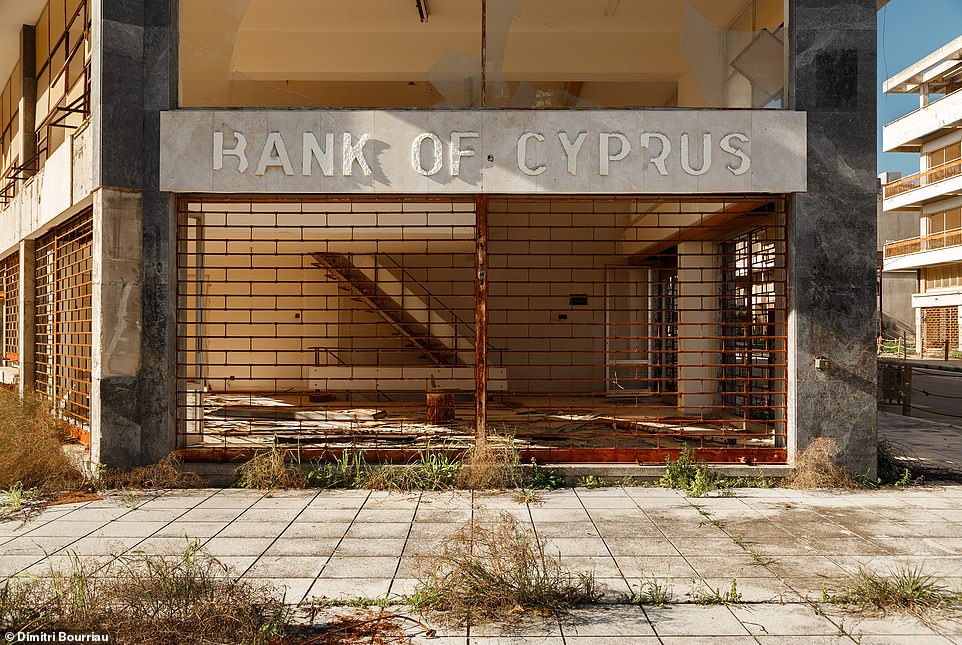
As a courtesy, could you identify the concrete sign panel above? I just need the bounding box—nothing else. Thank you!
[160,110,807,194]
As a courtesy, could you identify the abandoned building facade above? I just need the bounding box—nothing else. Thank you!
[0,0,879,474]
[881,36,962,358]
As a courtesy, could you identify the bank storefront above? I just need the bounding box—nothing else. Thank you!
[162,81,808,466]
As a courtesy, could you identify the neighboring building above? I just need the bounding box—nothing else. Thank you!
[0,0,879,475]
[877,171,918,344]
[881,35,962,358]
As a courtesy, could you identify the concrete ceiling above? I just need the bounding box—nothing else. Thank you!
[0,0,46,84]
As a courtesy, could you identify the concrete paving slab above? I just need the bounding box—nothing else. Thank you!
[319,555,400,578]
[559,606,656,636]
[305,576,392,600]
[646,604,750,636]
[245,555,329,578]
[730,603,843,636]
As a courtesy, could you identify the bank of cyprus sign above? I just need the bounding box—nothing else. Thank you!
[160,110,807,194]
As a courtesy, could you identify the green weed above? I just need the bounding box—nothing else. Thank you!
[576,475,610,489]
[826,566,962,614]
[528,463,566,490]
[692,578,742,605]
[628,576,672,606]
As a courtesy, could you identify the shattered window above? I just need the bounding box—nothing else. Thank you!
[179,0,784,109]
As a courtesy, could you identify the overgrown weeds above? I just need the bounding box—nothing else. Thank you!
[366,443,462,491]
[528,463,566,490]
[660,446,775,496]
[576,474,610,489]
[454,439,522,490]
[691,578,742,605]
[0,541,288,644]
[236,445,309,490]
[825,566,962,615]
[410,512,601,622]
[786,437,859,489]
[627,576,672,606]
[854,440,915,489]
[0,388,84,495]
[97,454,203,490]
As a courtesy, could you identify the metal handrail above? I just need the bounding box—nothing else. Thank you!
[884,226,962,258]
[378,254,507,358]
[884,157,962,199]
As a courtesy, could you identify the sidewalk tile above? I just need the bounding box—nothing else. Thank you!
[731,603,842,636]
[560,606,655,636]
[333,538,407,556]
[319,555,400,578]
[342,521,412,539]
[203,537,276,556]
[245,555,328,578]
[647,605,750,636]
[305,576,391,600]
[264,538,339,558]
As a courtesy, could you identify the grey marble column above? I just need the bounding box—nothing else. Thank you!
[787,0,878,476]
[90,0,177,466]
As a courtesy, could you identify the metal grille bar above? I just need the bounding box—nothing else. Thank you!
[1,251,18,366]
[176,195,787,464]
[35,210,92,440]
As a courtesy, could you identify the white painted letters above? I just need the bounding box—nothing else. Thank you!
[558,131,587,176]
[450,132,479,176]
[517,132,546,176]
[342,133,372,177]
[600,133,630,176]
[213,131,248,173]
[720,133,751,176]
[303,133,334,177]
[640,132,671,176]
[412,132,443,176]
[681,133,712,176]
[255,132,294,176]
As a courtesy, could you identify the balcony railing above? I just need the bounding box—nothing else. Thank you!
[883,158,962,199]
[884,227,962,258]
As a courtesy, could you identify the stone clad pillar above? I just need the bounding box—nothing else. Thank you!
[787,0,878,476]
[90,189,144,466]
[86,0,177,466]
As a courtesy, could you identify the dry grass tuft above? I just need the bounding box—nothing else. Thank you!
[787,437,858,489]
[826,566,962,615]
[99,453,203,490]
[236,445,308,490]
[0,388,84,494]
[0,541,288,644]
[410,512,601,623]
[454,439,521,490]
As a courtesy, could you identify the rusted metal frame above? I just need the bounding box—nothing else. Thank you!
[176,445,788,465]
[475,194,488,443]
[0,253,19,365]
[32,211,93,431]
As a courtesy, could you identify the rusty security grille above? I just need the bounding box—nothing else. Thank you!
[921,306,960,356]
[176,195,788,464]
[35,211,92,440]
[1,251,18,366]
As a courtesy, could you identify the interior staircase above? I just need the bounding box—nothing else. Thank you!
[311,252,473,366]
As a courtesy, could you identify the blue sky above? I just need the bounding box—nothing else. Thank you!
[877,0,962,175]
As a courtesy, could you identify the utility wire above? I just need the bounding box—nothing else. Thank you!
[912,388,962,400]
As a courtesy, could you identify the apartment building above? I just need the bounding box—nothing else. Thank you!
[0,0,879,475]
[881,36,962,358]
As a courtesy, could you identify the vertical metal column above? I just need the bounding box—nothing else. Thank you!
[18,25,36,180]
[475,194,488,442]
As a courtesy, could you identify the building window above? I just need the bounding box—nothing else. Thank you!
[35,0,91,170]
[179,0,785,110]
[923,264,962,291]
[0,62,21,204]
